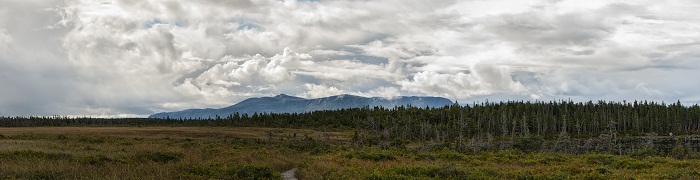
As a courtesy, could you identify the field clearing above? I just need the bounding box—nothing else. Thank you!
[0,126,351,179]
[1,126,700,179]
[0,126,352,141]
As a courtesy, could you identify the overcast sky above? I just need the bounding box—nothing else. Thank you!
[1,0,699,117]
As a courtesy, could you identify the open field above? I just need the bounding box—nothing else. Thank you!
[1,126,700,179]
[0,126,353,142]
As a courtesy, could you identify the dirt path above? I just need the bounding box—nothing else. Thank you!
[282,168,298,180]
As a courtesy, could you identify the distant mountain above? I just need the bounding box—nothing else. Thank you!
[149,94,453,119]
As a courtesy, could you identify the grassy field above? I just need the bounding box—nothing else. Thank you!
[1,127,699,179]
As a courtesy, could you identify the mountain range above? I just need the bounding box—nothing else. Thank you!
[149,94,453,119]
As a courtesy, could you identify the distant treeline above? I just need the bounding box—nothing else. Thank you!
[4,100,700,154]
[2,100,700,137]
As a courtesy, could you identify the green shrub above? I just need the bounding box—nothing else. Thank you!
[57,134,68,140]
[117,141,134,146]
[629,148,657,158]
[527,153,569,165]
[416,151,466,161]
[181,165,280,179]
[670,145,689,160]
[508,170,536,180]
[586,154,614,165]
[594,167,610,174]
[284,137,331,154]
[369,166,468,179]
[77,155,114,165]
[82,146,97,151]
[512,137,543,152]
[78,136,105,144]
[181,165,216,176]
[435,151,467,161]
[611,157,653,170]
[575,169,611,180]
[345,151,395,161]
[494,150,524,163]
[415,153,438,160]
[0,150,72,160]
[234,166,280,179]
[12,170,66,180]
[137,151,184,163]
[387,138,410,149]
[471,167,501,178]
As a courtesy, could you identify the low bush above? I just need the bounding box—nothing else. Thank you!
[512,137,544,152]
[435,151,467,161]
[415,151,467,161]
[57,134,68,140]
[2,170,67,180]
[181,165,280,179]
[471,167,501,178]
[345,151,395,161]
[234,165,280,179]
[526,153,570,165]
[77,155,115,165]
[368,166,468,179]
[136,151,183,163]
[611,157,653,170]
[78,136,105,144]
[629,148,658,158]
[0,150,72,160]
[586,154,614,165]
[284,137,331,154]
[670,145,689,160]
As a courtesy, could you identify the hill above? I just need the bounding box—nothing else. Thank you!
[149,94,453,119]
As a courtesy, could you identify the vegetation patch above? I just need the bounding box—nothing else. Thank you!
[0,170,67,180]
[611,157,654,170]
[471,167,501,178]
[284,137,332,154]
[345,150,395,161]
[369,166,469,179]
[78,136,106,144]
[586,154,615,165]
[0,127,699,179]
[525,153,569,165]
[0,150,72,160]
[76,155,117,165]
[135,151,184,163]
[416,151,467,161]
[629,148,658,158]
[181,165,280,179]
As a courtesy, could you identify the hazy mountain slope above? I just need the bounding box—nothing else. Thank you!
[149,94,453,119]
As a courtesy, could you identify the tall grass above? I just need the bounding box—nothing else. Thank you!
[0,127,699,179]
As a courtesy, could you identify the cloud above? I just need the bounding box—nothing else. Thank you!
[299,83,401,99]
[399,63,526,98]
[1,0,700,116]
[173,48,307,102]
[299,84,345,99]
[0,29,11,47]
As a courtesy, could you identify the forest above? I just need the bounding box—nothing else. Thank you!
[3,100,700,179]
[3,100,700,155]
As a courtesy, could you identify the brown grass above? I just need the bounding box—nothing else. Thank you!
[0,126,350,140]
[1,127,699,179]
[0,127,351,179]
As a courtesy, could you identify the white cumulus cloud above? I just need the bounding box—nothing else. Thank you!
[1,0,700,116]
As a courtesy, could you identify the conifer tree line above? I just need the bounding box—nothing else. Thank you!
[2,100,699,138]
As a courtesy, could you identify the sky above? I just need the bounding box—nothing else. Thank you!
[1,0,699,117]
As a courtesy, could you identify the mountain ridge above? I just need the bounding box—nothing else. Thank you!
[149,94,453,119]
